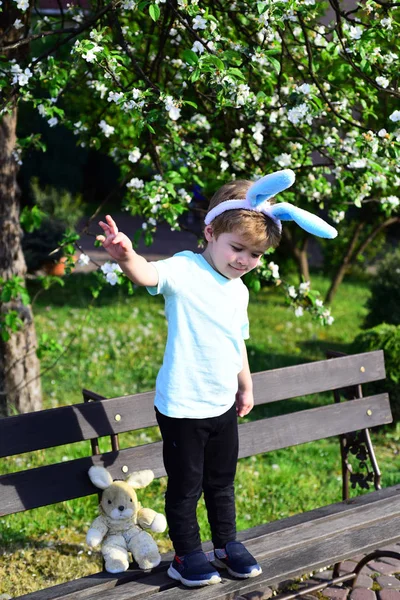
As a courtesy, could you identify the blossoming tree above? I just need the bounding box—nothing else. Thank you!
[1,0,399,413]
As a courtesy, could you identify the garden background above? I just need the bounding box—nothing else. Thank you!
[1,0,400,596]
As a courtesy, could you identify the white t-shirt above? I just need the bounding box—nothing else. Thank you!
[146,251,249,418]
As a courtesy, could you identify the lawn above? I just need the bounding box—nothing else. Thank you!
[1,271,399,596]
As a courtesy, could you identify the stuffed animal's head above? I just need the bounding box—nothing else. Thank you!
[88,466,154,521]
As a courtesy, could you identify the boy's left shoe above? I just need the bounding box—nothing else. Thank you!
[212,541,262,579]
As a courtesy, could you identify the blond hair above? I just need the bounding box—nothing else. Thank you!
[206,180,281,249]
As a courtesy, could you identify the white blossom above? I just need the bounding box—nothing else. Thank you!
[295,306,304,317]
[13,18,24,29]
[315,299,323,307]
[381,18,392,29]
[236,84,251,106]
[287,103,312,125]
[128,148,141,163]
[299,281,310,294]
[190,114,211,131]
[296,83,311,94]
[288,286,297,299]
[376,76,389,89]
[192,41,205,54]
[37,104,46,116]
[106,272,118,285]
[220,160,229,172]
[164,96,181,120]
[382,196,400,209]
[192,15,207,30]
[389,110,400,122]
[101,262,122,275]
[274,153,292,167]
[108,91,124,103]
[348,25,363,40]
[11,64,32,86]
[82,44,103,63]
[99,120,115,137]
[48,117,58,127]
[348,158,367,169]
[127,177,144,190]
[332,210,345,224]
[78,253,90,266]
[378,129,388,138]
[252,122,265,146]
[268,262,280,279]
[13,0,29,10]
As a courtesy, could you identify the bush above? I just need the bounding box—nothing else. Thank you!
[22,218,66,272]
[364,248,400,328]
[351,324,400,424]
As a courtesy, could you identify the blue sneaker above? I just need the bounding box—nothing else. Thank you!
[213,541,262,579]
[167,550,222,587]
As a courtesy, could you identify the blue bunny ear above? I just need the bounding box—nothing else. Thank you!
[268,202,338,239]
[247,169,296,207]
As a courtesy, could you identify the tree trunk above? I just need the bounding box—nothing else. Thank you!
[0,107,42,416]
[282,229,310,282]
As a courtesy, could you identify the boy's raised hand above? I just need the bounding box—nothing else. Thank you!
[97,215,133,262]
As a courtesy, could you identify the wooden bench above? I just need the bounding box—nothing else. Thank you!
[1,350,400,600]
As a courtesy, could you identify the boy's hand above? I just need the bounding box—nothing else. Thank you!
[235,389,254,418]
[97,215,133,262]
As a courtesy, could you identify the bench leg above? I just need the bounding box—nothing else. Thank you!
[351,549,400,589]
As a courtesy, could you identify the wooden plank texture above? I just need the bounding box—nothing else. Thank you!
[0,351,385,458]
[0,394,392,516]
[252,350,385,406]
[127,499,400,600]
[12,485,400,600]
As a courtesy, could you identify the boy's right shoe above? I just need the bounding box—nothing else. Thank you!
[167,550,222,587]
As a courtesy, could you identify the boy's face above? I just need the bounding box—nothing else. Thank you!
[203,227,268,280]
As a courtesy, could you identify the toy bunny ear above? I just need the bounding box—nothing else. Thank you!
[268,202,338,239]
[246,169,296,207]
[88,466,113,490]
[126,469,154,489]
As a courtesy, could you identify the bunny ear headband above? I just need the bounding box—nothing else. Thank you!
[204,169,337,239]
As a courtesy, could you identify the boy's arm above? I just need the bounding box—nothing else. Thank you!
[97,215,158,287]
[236,341,254,417]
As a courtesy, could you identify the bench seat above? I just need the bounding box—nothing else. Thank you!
[16,484,400,600]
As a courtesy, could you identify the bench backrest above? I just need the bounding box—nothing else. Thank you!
[0,351,391,517]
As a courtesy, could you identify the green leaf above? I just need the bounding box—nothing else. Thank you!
[149,3,160,21]
[268,56,281,74]
[182,50,199,66]
[204,55,225,71]
[191,69,201,82]
[146,122,156,134]
[228,68,246,80]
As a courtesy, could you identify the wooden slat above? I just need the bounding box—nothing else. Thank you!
[125,488,400,600]
[252,350,385,406]
[13,485,400,600]
[239,393,392,459]
[0,394,392,516]
[0,391,156,459]
[0,351,385,459]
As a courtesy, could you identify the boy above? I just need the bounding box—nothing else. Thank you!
[97,170,336,587]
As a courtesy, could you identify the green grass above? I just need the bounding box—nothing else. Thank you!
[1,271,399,596]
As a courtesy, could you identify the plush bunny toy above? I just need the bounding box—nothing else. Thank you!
[86,466,167,573]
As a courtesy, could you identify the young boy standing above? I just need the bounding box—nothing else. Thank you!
[97,171,336,587]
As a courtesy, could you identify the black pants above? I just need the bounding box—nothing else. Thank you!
[156,403,239,556]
